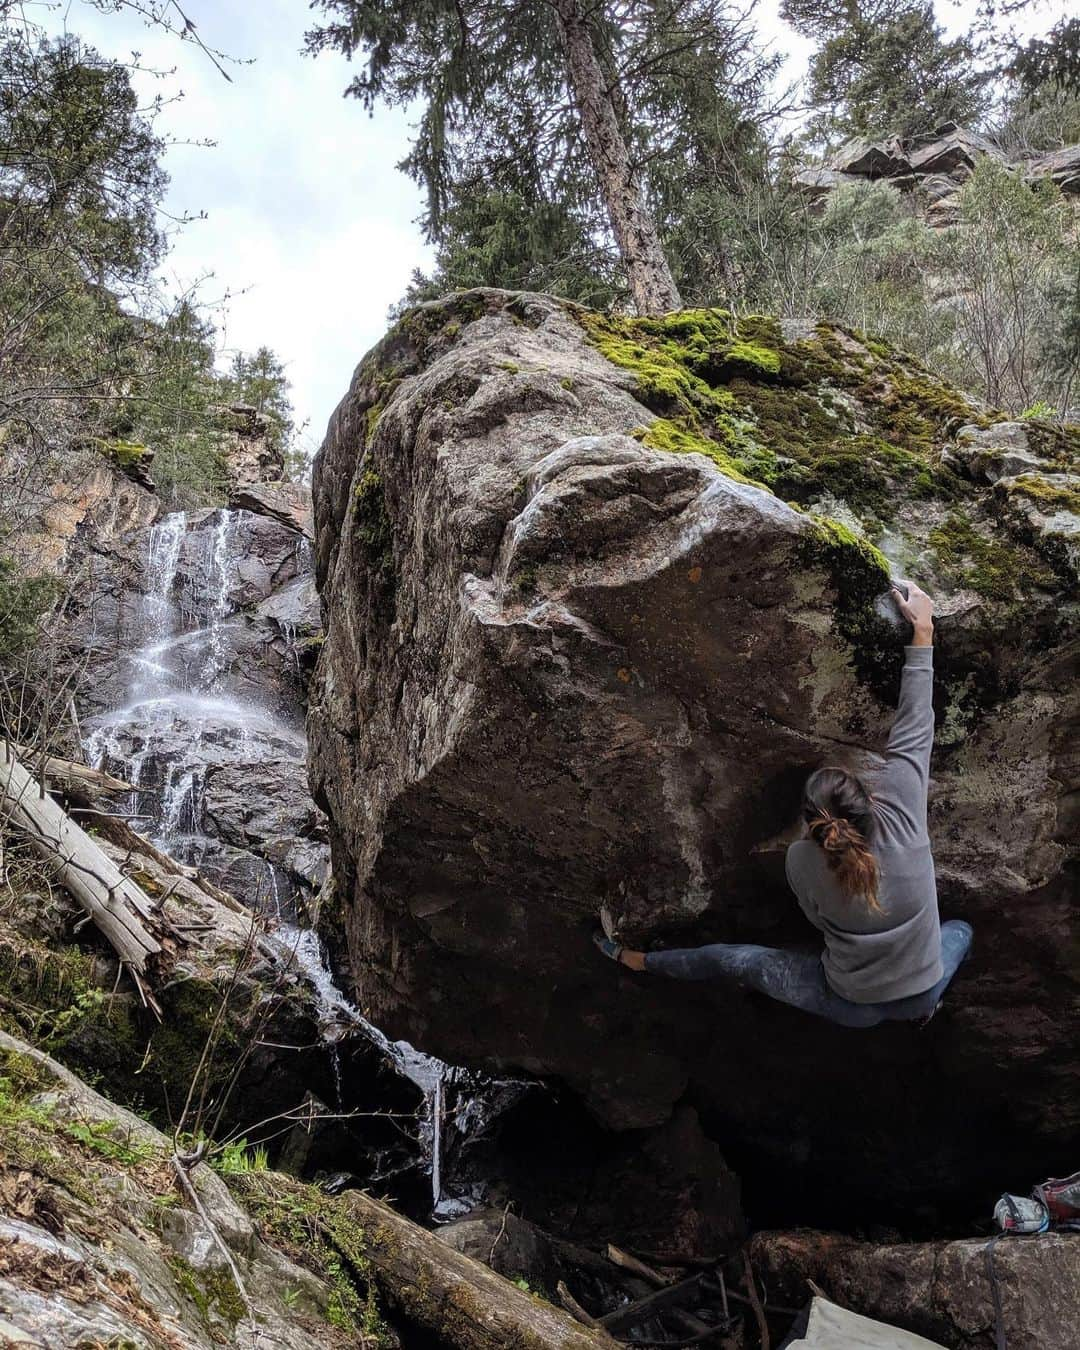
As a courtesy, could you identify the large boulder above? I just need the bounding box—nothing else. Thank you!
[829,137,911,177]
[907,124,1001,177]
[215,402,284,490]
[230,480,314,537]
[1026,142,1080,193]
[308,290,1078,1228]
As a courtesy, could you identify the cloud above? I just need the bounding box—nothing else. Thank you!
[45,0,432,448]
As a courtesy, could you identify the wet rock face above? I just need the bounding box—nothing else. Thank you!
[203,759,329,894]
[309,290,1078,1227]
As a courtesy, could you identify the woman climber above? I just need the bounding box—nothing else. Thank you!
[594,579,973,1028]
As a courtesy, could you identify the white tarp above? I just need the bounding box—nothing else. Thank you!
[788,1296,948,1350]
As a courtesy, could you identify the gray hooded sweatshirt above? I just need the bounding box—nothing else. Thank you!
[784,645,944,1004]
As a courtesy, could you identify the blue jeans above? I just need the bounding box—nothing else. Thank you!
[644,920,974,1028]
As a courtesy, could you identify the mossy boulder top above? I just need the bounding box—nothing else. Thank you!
[308,289,1078,1220]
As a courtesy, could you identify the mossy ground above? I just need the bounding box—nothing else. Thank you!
[0,898,262,1142]
[0,1043,363,1344]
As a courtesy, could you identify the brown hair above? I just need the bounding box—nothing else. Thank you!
[802,766,881,913]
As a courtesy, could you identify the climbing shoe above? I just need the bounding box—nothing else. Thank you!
[593,931,624,963]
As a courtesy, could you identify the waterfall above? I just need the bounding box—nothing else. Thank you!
[84,508,304,882]
[82,507,525,1216]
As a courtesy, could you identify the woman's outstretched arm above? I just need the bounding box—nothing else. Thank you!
[882,579,936,819]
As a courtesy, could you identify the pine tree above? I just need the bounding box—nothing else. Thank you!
[310,2,782,313]
[227,347,295,456]
[783,0,990,144]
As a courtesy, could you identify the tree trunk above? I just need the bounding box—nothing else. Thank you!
[552,0,682,316]
[12,743,138,796]
[0,741,163,1004]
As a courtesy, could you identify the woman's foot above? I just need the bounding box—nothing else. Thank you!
[592,932,647,971]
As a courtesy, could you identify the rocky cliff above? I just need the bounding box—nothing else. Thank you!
[309,289,1079,1229]
[794,120,1080,226]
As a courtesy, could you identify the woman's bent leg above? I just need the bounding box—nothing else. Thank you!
[879,919,975,1021]
[939,919,975,979]
[644,943,883,1028]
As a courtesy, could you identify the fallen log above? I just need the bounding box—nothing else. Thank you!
[265,1179,620,1349]
[606,1246,729,1346]
[83,807,248,917]
[557,1280,604,1329]
[0,741,163,1011]
[597,1272,706,1333]
[13,743,140,795]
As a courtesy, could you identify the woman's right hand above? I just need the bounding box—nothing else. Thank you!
[891,579,934,645]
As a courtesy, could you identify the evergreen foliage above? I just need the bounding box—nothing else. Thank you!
[308,0,778,308]
[1010,19,1080,99]
[782,0,990,143]
[0,20,298,522]
[0,32,167,283]
[224,346,295,456]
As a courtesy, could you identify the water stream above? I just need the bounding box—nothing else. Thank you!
[84,508,525,1217]
[277,926,527,1219]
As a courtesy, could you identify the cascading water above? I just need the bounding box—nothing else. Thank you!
[277,926,528,1219]
[83,506,526,1217]
[84,508,306,906]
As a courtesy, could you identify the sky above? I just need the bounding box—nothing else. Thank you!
[35,0,1070,454]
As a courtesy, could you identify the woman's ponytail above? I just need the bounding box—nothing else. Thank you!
[803,767,882,913]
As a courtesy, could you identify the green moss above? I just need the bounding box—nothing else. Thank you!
[575,306,973,526]
[231,1172,391,1343]
[927,513,1051,601]
[510,563,540,595]
[1023,420,1080,470]
[352,466,395,606]
[94,437,151,469]
[636,418,776,486]
[168,1256,245,1330]
[1003,475,1080,515]
[0,1046,158,1179]
[724,340,781,377]
[576,308,738,417]
[773,433,942,513]
[799,517,900,695]
[397,290,489,361]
